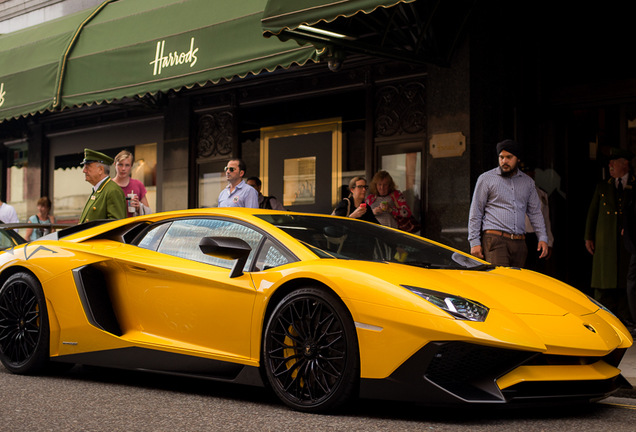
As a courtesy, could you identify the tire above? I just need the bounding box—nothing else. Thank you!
[262,287,359,413]
[0,272,50,374]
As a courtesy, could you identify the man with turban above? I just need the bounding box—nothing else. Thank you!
[468,139,548,266]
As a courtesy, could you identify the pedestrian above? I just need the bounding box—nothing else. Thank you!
[366,170,418,232]
[333,176,379,224]
[113,150,152,217]
[585,147,635,326]
[0,199,18,225]
[521,162,554,272]
[246,176,285,210]
[78,148,127,223]
[623,190,636,336]
[24,196,56,240]
[217,159,259,208]
[468,139,548,267]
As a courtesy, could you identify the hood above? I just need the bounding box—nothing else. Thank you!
[342,261,597,317]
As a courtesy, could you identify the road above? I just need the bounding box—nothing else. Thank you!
[1,365,635,431]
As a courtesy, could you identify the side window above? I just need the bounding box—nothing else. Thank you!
[254,239,294,271]
[156,219,263,270]
[137,222,171,251]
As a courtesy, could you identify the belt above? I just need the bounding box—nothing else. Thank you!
[484,230,525,240]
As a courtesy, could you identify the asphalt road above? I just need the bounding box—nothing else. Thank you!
[1,365,636,432]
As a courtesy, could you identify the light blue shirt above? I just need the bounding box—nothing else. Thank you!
[468,167,548,247]
[218,180,259,208]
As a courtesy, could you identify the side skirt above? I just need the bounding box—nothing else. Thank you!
[52,347,263,387]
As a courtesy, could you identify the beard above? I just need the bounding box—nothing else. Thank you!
[500,166,517,177]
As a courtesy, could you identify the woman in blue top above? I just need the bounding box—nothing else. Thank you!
[25,196,56,240]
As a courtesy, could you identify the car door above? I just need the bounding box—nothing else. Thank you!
[115,217,264,361]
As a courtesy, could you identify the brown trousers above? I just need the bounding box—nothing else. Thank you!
[482,233,528,268]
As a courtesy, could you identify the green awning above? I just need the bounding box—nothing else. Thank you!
[60,0,321,110]
[0,2,107,122]
[261,0,415,36]
[261,0,477,67]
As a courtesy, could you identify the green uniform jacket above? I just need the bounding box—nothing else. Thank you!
[585,175,635,289]
[79,177,127,223]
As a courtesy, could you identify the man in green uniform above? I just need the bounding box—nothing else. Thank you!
[585,147,635,325]
[79,148,126,223]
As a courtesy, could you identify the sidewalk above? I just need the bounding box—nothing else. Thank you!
[615,342,636,398]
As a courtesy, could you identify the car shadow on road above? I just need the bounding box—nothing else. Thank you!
[0,364,612,423]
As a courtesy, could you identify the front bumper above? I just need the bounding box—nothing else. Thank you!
[359,341,632,405]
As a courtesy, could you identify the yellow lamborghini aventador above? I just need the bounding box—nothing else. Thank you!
[0,208,632,412]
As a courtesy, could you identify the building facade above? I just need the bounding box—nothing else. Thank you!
[2,0,635,293]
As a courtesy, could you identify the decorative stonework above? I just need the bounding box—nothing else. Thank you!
[197,111,233,159]
[375,82,426,137]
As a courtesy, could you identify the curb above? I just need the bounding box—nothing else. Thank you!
[613,377,636,399]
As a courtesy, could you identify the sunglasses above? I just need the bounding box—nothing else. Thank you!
[354,185,369,189]
[224,166,237,172]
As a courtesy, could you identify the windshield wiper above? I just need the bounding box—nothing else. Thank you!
[397,261,496,270]
[469,264,497,271]
[400,261,450,269]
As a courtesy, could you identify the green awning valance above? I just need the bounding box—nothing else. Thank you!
[0,2,107,122]
[60,0,321,110]
[261,0,414,36]
[261,0,476,67]
[1,0,320,121]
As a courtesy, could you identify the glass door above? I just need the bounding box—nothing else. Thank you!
[377,142,423,221]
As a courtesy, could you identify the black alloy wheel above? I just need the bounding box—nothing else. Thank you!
[0,272,50,374]
[263,287,359,413]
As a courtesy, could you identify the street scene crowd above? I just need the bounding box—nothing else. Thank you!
[1,140,635,338]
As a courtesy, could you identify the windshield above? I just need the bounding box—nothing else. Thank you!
[256,215,487,270]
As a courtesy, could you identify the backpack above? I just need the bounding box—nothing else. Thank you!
[261,196,274,209]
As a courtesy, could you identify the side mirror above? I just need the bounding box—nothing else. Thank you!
[199,237,252,278]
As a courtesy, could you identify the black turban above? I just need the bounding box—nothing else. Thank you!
[496,139,523,160]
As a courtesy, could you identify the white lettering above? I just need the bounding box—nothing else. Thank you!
[0,82,5,107]
[151,41,164,75]
[149,37,199,76]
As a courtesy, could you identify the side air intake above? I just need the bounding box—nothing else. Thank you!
[72,265,122,336]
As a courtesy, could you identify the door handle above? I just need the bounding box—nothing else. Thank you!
[126,265,147,273]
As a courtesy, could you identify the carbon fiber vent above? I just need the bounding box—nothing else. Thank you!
[425,342,531,385]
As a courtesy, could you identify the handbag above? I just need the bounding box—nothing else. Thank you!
[331,198,351,216]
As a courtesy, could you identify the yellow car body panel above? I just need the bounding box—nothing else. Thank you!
[497,361,622,390]
[0,208,632,410]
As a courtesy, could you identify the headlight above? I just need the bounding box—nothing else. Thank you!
[402,285,489,322]
[586,295,615,317]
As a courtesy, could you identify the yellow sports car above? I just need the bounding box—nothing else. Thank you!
[0,209,632,412]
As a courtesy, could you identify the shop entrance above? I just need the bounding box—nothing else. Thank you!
[260,119,342,214]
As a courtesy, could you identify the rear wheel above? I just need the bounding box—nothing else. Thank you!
[0,272,50,374]
[262,287,359,413]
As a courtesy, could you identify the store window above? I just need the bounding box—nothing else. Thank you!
[198,160,227,208]
[338,124,366,201]
[4,140,28,224]
[53,143,157,223]
[260,118,342,214]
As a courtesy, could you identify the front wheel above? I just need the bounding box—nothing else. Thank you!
[0,272,50,374]
[262,287,359,413]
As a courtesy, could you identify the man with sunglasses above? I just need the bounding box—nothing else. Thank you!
[217,159,259,208]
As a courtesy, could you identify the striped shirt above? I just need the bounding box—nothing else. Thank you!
[468,167,548,247]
